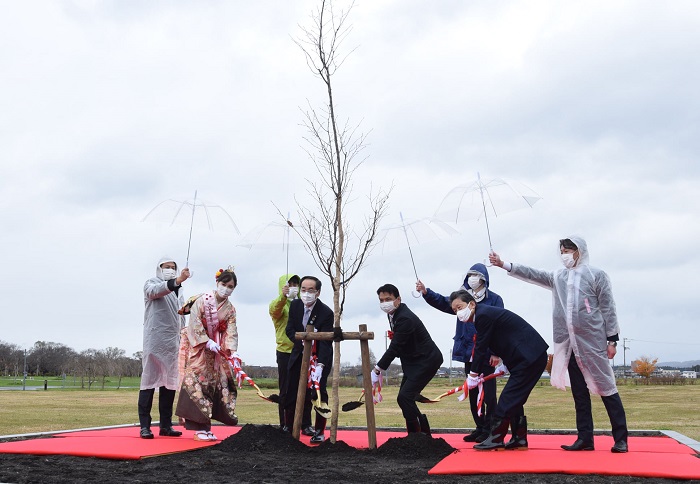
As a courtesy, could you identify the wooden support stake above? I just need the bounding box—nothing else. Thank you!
[292,324,376,448]
[359,324,377,449]
[292,324,313,440]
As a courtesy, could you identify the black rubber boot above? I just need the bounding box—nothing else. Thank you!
[504,416,528,450]
[418,414,432,436]
[405,417,421,434]
[474,417,510,451]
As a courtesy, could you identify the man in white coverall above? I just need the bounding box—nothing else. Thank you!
[489,236,628,453]
[139,257,190,439]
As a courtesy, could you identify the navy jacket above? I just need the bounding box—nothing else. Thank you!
[285,298,334,369]
[470,304,549,375]
[423,263,503,363]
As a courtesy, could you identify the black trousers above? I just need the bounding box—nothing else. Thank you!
[276,350,291,427]
[568,353,628,443]
[465,360,496,432]
[283,355,318,428]
[397,351,443,420]
[494,351,548,420]
[138,387,176,429]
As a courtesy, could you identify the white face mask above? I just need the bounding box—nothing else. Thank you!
[217,284,234,298]
[161,268,177,280]
[561,253,576,269]
[379,300,396,314]
[288,287,299,299]
[467,275,482,291]
[300,291,317,306]
[456,305,473,322]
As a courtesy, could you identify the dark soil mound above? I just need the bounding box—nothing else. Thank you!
[216,423,307,454]
[309,438,358,454]
[376,432,455,460]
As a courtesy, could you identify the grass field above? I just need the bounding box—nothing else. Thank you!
[1,379,698,441]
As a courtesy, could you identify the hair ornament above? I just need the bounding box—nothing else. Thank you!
[215,265,236,279]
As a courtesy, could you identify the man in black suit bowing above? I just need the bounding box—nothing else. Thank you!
[373,283,443,436]
[450,290,548,451]
[284,275,334,444]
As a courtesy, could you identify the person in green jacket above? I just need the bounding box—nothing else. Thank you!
[269,273,313,435]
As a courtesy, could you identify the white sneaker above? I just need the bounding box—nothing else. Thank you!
[194,431,211,441]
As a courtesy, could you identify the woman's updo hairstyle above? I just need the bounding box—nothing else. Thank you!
[215,266,237,287]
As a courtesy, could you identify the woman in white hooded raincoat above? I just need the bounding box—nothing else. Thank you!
[139,256,190,439]
[489,236,628,453]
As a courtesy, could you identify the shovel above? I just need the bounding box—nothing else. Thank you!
[416,394,441,404]
[432,371,505,402]
[310,380,332,418]
[341,390,366,412]
[226,358,280,403]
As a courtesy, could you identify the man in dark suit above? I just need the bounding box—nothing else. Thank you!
[450,290,548,451]
[373,283,443,435]
[284,275,334,443]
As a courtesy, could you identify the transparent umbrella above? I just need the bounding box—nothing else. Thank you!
[236,216,302,276]
[434,173,541,255]
[378,213,459,296]
[142,190,240,267]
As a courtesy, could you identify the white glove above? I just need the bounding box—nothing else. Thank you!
[371,366,383,403]
[371,367,382,386]
[311,363,324,383]
[495,363,508,375]
[467,372,481,390]
[206,340,221,353]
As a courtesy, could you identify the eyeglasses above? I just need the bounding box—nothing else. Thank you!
[301,289,318,295]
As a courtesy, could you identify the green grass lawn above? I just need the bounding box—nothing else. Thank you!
[1,379,697,441]
[0,376,141,389]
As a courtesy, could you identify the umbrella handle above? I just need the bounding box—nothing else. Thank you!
[482,249,495,268]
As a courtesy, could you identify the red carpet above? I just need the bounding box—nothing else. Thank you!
[0,426,241,459]
[1,427,699,480]
[428,434,700,480]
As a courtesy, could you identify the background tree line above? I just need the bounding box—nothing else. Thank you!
[0,340,142,389]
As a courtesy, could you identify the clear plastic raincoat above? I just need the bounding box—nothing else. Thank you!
[508,236,620,396]
[141,256,185,391]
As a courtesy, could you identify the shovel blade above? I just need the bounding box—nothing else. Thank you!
[312,399,332,418]
[341,401,365,412]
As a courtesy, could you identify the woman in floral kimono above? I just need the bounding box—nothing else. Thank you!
[175,267,239,441]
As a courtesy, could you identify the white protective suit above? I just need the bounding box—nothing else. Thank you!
[508,235,620,396]
[141,256,185,391]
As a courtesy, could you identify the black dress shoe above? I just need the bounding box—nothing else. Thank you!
[611,441,628,453]
[474,431,489,443]
[561,439,594,451]
[301,426,316,436]
[140,428,154,439]
[159,427,182,437]
[309,432,325,444]
[463,429,482,442]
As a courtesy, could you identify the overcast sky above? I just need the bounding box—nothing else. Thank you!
[1,1,698,369]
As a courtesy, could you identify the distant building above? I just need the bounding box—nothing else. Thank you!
[681,371,697,379]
